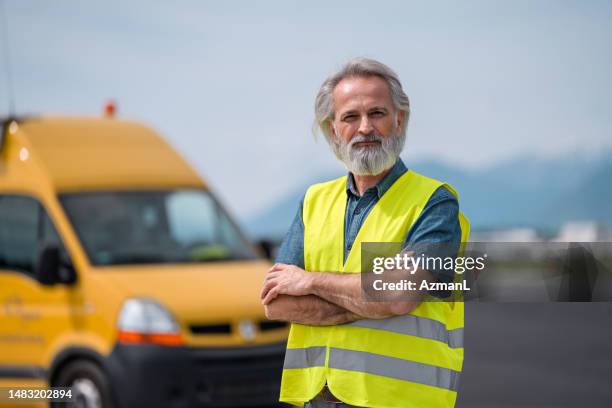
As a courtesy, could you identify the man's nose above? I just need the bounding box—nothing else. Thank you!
[358,116,374,135]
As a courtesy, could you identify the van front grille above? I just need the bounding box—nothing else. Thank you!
[192,343,286,407]
[258,320,288,331]
[189,323,232,335]
[189,320,288,336]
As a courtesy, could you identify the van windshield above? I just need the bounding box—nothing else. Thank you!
[59,190,258,266]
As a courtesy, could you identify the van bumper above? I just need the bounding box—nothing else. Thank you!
[106,341,287,408]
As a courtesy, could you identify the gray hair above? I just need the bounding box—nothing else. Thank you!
[314,57,411,142]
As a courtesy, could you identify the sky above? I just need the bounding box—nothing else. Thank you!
[1,0,611,219]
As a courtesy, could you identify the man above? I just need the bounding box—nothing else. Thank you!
[261,58,469,408]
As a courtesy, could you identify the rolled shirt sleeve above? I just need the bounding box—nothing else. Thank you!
[403,186,462,297]
[274,197,306,269]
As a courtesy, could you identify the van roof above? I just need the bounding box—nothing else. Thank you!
[16,117,205,191]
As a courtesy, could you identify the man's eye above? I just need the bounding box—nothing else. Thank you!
[370,111,385,117]
[343,114,358,121]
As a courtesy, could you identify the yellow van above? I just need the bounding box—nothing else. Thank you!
[0,116,288,408]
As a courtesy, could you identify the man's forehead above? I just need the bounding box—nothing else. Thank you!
[332,75,393,111]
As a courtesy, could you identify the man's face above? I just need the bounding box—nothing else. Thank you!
[329,75,405,176]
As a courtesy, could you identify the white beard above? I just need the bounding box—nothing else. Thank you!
[331,128,405,176]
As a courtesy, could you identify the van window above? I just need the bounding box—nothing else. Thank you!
[167,191,219,245]
[0,196,38,274]
[60,190,257,266]
[0,195,69,276]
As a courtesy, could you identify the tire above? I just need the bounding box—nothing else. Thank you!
[52,360,115,408]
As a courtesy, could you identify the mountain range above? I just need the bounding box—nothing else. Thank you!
[243,151,612,240]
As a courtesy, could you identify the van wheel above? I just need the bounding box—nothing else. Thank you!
[53,360,115,408]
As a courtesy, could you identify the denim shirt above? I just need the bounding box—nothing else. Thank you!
[276,159,461,285]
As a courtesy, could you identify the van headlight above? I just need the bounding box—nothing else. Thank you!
[117,298,183,346]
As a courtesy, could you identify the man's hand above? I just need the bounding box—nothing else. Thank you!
[264,294,362,325]
[261,263,313,305]
[260,258,426,319]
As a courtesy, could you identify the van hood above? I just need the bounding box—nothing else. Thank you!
[95,260,271,324]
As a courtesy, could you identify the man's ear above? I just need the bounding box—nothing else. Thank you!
[328,122,339,143]
[396,111,405,132]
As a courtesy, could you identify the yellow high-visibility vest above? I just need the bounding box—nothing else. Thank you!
[279,169,470,408]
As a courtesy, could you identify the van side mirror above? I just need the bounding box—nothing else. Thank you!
[37,244,77,286]
[257,239,275,260]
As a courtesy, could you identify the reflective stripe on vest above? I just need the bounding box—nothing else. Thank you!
[343,314,464,349]
[285,313,464,368]
[283,346,460,391]
[328,348,461,391]
[280,169,470,408]
[284,346,327,369]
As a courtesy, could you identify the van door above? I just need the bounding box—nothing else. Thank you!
[0,194,77,387]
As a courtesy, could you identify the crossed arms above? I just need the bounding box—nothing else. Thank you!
[260,261,435,326]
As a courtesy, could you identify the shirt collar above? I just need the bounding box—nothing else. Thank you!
[346,158,408,198]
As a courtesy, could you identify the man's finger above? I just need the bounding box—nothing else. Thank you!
[264,272,278,282]
[261,279,275,299]
[262,286,280,305]
[269,263,287,272]
[266,263,280,273]
[260,279,277,300]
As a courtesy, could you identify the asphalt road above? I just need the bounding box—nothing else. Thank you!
[456,303,612,407]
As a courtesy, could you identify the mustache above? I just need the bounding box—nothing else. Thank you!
[348,133,384,148]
